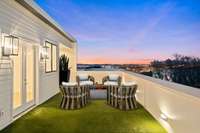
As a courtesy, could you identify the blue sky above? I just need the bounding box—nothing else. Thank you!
[35,0,200,64]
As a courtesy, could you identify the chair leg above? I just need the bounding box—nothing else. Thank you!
[107,88,111,105]
[80,96,83,107]
[66,97,70,109]
[125,98,129,110]
[120,98,123,110]
[62,97,67,109]
[107,88,109,104]
[112,96,114,106]
[71,97,74,110]
[110,88,112,105]
[84,93,87,105]
[114,97,118,108]
[60,96,64,108]
[60,97,64,108]
[84,94,86,106]
[81,95,84,107]
[133,97,137,109]
[87,88,90,103]
[74,97,77,109]
[88,87,90,102]
[77,97,80,109]
[129,97,134,109]
[111,95,114,106]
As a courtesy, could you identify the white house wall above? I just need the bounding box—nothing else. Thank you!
[0,59,12,130]
[0,0,76,130]
[0,0,73,48]
[38,48,60,104]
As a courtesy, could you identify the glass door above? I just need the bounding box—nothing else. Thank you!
[12,43,22,110]
[12,41,35,116]
[25,44,34,103]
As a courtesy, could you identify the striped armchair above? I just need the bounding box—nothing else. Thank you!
[107,81,138,110]
[60,82,89,109]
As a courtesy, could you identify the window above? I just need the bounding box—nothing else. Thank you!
[45,41,57,73]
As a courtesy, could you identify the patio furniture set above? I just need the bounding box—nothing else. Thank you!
[60,74,138,110]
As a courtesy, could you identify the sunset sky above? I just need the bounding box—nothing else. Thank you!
[36,0,200,64]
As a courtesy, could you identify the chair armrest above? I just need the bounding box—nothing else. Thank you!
[102,76,109,84]
[89,76,95,84]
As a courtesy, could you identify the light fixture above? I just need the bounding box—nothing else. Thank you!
[160,113,168,121]
[2,35,19,56]
[40,45,49,60]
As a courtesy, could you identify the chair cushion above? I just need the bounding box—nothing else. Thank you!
[108,74,119,81]
[80,81,93,86]
[104,81,118,86]
[62,82,77,87]
[122,81,137,86]
[78,74,89,81]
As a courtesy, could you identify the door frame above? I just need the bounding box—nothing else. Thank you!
[12,40,37,117]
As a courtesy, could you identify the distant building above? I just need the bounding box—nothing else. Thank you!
[77,64,151,73]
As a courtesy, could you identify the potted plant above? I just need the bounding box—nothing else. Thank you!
[59,55,71,85]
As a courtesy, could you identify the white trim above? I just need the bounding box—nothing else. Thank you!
[12,39,37,117]
[15,0,76,42]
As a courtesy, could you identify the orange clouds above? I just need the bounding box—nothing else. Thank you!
[127,59,152,64]
[78,57,152,64]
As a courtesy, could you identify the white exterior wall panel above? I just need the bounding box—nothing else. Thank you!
[0,0,73,48]
[0,60,12,130]
[0,0,76,130]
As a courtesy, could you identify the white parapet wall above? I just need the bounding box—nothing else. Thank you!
[78,70,200,133]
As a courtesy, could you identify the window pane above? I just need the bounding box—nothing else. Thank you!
[52,45,57,71]
[26,45,34,102]
[3,36,12,55]
[13,37,19,55]
[12,44,22,109]
[45,42,52,72]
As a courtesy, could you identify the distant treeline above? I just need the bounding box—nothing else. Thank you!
[151,54,200,68]
[149,54,200,88]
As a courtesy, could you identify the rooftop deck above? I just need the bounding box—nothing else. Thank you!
[1,94,166,133]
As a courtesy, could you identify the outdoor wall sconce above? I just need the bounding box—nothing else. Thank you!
[2,35,19,56]
[40,45,49,60]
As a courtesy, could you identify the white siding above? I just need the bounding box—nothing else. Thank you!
[0,59,12,130]
[0,0,73,48]
[0,0,76,130]
[38,47,60,104]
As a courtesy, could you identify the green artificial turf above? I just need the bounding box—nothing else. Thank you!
[1,95,167,133]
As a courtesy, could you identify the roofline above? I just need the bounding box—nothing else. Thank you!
[15,0,77,43]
